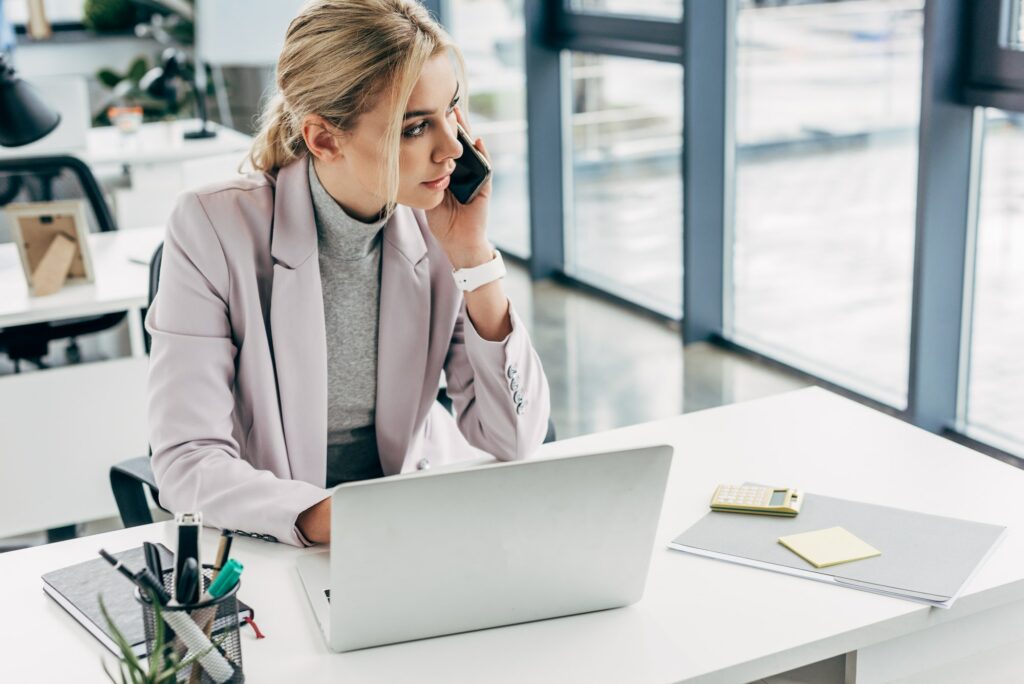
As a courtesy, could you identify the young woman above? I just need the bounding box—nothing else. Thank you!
[145,0,550,547]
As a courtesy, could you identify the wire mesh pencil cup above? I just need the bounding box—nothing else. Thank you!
[136,565,245,684]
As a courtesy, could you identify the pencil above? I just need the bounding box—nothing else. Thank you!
[211,529,234,581]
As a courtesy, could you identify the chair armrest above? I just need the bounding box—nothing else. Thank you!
[109,455,160,528]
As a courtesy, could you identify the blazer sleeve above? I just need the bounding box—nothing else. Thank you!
[442,298,551,461]
[146,192,328,547]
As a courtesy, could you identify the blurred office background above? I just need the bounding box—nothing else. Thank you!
[0,0,1021,547]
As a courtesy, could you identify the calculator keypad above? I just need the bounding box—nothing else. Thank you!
[714,485,772,507]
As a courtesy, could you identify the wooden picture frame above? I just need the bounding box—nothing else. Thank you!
[6,200,94,296]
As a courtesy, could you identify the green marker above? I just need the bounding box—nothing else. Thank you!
[207,559,243,599]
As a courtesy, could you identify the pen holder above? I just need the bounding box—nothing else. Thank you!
[136,565,245,684]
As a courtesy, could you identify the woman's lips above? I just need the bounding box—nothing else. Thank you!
[422,172,452,191]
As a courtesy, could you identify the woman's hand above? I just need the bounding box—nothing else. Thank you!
[296,497,331,544]
[425,106,494,269]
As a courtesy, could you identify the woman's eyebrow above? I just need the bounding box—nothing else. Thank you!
[403,83,460,120]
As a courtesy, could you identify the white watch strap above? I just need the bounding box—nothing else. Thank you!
[452,249,506,292]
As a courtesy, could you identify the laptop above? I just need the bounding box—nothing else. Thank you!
[296,445,673,652]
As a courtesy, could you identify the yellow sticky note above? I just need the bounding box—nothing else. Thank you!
[778,526,881,569]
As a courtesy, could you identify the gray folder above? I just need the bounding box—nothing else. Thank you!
[669,494,1006,608]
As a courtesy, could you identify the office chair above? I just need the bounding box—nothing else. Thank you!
[0,156,126,371]
[110,243,557,528]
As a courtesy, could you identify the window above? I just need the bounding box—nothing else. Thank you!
[448,0,531,257]
[963,109,1024,454]
[564,52,683,318]
[568,0,681,21]
[729,0,924,406]
[1011,0,1023,48]
[964,0,1024,109]
[3,0,83,26]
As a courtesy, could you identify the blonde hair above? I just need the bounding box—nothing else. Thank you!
[248,0,463,211]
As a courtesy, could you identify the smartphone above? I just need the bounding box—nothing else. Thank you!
[449,123,492,204]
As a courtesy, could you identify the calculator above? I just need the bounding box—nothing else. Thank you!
[710,484,802,517]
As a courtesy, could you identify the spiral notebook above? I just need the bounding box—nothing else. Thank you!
[41,544,254,656]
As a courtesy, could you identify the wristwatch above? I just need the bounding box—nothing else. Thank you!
[452,249,506,292]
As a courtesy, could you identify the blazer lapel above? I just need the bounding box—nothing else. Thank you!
[268,158,328,486]
[376,206,430,475]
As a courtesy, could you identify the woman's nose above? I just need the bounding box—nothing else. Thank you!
[435,119,463,163]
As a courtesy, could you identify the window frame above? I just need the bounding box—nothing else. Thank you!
[964,0,1024,112]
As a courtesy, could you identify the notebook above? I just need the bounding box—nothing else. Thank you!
[669,493,1006,608]
[41,544,254,656]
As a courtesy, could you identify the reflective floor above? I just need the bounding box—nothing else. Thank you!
[502,264,811,440]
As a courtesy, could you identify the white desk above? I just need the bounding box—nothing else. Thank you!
[0,227,163,355]
[0,119,252,168]
[0,119,253,231]
[82,119,253,169]
[0,227,163,537]
[3,388,1023,682]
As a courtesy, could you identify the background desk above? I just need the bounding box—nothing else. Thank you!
[0,227,163,538]
[3,388,1024,682]
[0,119,253,233]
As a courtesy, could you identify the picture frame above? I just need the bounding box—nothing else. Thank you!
[5,199,95,296]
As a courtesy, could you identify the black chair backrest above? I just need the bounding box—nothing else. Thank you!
[149,242,163,308]
[0,155,117,237]
[143,242,164,355]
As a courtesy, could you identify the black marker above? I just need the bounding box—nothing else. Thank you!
[173,512,203,605]
[175,557,199,605]
[98,549,171,605]
[143,541,163,581]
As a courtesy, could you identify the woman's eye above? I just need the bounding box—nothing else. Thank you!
[403,122,428,138]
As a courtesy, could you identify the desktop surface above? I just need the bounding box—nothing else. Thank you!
[4,388,1024,683]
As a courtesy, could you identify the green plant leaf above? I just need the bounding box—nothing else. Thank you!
[99,594,146,676]
[149,598,168,678]
[97,68,122,89]
[101,656,121,684]
[127,56,150,84]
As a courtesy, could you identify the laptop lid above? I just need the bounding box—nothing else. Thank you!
[322,445,673,652]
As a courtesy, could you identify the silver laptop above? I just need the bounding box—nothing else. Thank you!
[296,445,673,652]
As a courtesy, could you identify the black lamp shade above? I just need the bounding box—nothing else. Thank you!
[0,57,61,147]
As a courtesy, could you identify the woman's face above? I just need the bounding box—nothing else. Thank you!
[308,54,464,219]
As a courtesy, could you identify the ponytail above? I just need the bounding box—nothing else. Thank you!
[248,92,303,174]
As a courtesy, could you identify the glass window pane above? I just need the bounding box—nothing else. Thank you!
[730,0,924,406]
[3,0,82,24]
[1014,0,1024,48]
[568,0,681,21]
[964,109,1024,453]
[565,53,683,318]
[448,0,531,257]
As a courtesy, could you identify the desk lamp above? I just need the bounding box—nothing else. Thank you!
[140,47,216,140]
[0,53,61,147]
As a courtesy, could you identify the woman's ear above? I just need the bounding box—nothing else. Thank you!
[301,114,346,162]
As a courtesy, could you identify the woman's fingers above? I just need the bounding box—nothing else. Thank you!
[474,134,492,163]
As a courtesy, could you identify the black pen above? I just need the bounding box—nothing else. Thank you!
[176,556,200,605]
[143,541,163,581]
[98,549,171,605]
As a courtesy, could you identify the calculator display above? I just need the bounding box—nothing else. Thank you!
[770,490,786,506]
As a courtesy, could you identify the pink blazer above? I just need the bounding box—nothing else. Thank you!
[145,156,551,546]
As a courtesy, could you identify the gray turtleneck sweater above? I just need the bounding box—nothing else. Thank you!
[309,157,388,487]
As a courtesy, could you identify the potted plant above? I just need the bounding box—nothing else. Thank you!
[99,590,211,684]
